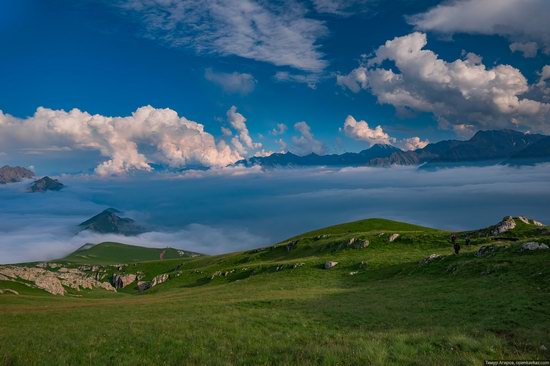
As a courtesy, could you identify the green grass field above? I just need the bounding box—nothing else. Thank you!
[1,218,549,365]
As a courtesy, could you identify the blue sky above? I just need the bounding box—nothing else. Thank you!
[0,0,549,175]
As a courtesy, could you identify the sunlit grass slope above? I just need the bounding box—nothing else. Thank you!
[0,218,549,365]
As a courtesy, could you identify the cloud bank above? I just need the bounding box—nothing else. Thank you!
[0,105,257,175]
[2,164,550,264]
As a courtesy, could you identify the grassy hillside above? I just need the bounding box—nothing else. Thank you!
[61,242,201,264]
[1,217,549,365]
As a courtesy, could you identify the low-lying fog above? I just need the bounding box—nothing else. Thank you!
[1,164,550,264]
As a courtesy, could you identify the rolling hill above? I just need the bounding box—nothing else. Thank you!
[1,216,549,365]
[61,242,202,264]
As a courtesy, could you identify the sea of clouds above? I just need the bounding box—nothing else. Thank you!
[1,163,550,264]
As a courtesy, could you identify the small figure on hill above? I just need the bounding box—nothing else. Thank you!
[450,234,460,255]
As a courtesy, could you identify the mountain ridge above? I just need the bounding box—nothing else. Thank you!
[238,129,550,168]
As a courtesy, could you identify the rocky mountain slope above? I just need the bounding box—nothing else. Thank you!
[0,165,34,184]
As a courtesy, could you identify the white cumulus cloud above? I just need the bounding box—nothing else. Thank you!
[0,106,244,176]
[342,115,392,145]
[338,32,550,134]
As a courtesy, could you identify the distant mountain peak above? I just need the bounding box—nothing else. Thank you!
[0,165,34,184]
[78,208,147,236]
[29,176,64,193]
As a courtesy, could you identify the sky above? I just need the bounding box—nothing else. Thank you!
[0,0,549,175]
[2,164,550,264]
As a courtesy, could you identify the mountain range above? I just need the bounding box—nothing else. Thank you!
[237,130,550,168]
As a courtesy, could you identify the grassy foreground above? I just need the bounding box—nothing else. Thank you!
[1,218,549,365]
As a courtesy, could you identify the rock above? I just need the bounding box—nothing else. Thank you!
[348,271,358,276]
[533,220,544,227]
[293,262,305,269]
[151,273,169,287]
[0,265,115,295]
[521,242,549,252]
[492,216,516,235]
[0,289,19,295]
[476,246,498,257]
[314,234,329,240]
[420,254,442,264]
[358,261,368,269]
[136,281,151,292]
[35,275,65,295]
[541,345,547,351]
[346,238,370,249]
[389,233,400,242]
[0,274,8,281]
[517,216,530,224]
[324,261,338,269]
[28,176,64,192]
[111,274,137,289]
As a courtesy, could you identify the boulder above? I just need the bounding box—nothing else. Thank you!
[521,242,549,252]
[324,261,338,269]
[533,220,544,227]
[389,233,400,242]
[347,238,369,249]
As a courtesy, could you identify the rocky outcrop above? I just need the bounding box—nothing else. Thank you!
[28,176,64,192]
[389,234,400,242]
[0,165,34,184]
[324,261,338,269]
[136,281,151,292]
[151,273,169,287]
[492,216,516,235]
[111,274,137,289]
[0,265,115,296]
[521,242,549,252]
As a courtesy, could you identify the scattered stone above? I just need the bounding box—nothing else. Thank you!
[420,254,442,265]
[314,234,329,240]
[0,289,19,295]
[348,271,358,276]
[492,216,516,235]
[476,246,499,257]
[293,262,305,269]
[533,220,544,227]
[389,233,400,242]
[324,261,338,269]
[521,242,549,252]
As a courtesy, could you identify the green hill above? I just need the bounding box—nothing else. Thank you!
[61,242,201,264]
[1,216,549,365]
